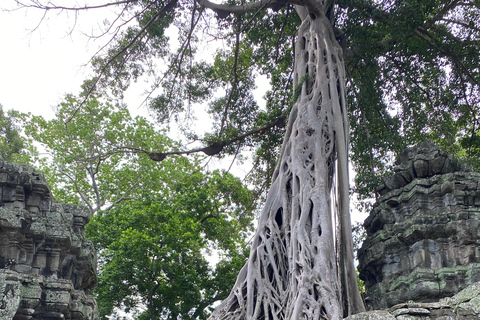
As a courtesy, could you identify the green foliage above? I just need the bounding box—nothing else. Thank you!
[352,222,366,293]
[69,0,480,205]
[8,0,480,311]
[0,104,29,163]
[356,271,365,294]
[11,0,479,210]
[352,221,366,261]
[339,0,480,202]
[25,95,176,212]
[87,166,255,319]
[22,94,256,319]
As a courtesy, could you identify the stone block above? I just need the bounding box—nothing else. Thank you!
[414,159,429,178]
[3,187,17,201]
[430,156,446,176]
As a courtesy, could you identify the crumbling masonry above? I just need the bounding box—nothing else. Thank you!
[359,141,480,310]
[0,160,98,319]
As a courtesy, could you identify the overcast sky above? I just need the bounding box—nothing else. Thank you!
[0,1,156,119]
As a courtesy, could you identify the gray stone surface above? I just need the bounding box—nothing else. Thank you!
[344,281,480,319]
[0,160,98,319]
[359,141,480,310]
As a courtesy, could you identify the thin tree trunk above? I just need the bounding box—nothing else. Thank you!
[210,7,364,320]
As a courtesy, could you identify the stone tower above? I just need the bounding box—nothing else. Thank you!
[358,141,480,310]
[0,160,98,319]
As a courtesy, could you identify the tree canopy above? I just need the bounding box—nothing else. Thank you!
[87,166,255,319]
[21,96,256,319]
[25,95,176,214]
[10,0,479,200]
[0,104,29,162]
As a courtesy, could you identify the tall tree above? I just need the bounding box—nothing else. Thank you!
[25,95,256,319]
[9,0,480,319]
[87,167,255,319]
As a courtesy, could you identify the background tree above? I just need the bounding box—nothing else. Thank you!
[87,167,255,319]
[25,95,176,214]
[0,104,29,162]
[8,0,480,319]
[23,94,256,319]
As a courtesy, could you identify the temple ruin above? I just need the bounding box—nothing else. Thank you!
[0,160,98,319]
[356,141,480,318]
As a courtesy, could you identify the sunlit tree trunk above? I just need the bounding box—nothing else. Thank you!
[209,4,365,320]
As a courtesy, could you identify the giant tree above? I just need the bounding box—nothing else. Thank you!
[9,0,480,319]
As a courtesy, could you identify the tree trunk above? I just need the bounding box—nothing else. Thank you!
[210,7,364,320]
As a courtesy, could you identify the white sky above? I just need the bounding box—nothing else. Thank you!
[0,1,160,120]
[1,4,90,118]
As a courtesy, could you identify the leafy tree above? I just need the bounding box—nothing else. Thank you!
[87,167,255,319]
[9,0,480,318]
[25,95,175,214]
[0,104,29,162]
[25,95,256,319]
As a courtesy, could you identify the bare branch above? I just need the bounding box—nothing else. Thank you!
[218,19,241,136]
[67,0,178,124]
[12,0,137,11]
[57,166,95,213]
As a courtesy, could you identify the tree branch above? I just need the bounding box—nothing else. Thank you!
[415,28,479,87]
[198,0,294,18]
[57,166,95,213]
[12,0,137,11]
[146,112,287,161]
[103,177,143,211]
[67,0,178,124]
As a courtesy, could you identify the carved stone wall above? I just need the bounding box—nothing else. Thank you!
[344,281,480,320]
[0,160,98,319]
[358,141,480,310]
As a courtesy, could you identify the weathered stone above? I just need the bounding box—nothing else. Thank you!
[343,282,480,319]
[391,308,430,316]
[359,142,480,310]
[343,310,396,320]
[0,160,98,319]
[414,159,429,178]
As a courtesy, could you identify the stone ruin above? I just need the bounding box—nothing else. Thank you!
[0,160,98,319]
[358,140,480,312]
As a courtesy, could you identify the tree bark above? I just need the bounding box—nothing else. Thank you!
[209,5,365,320]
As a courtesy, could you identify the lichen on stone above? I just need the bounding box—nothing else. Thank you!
[0,160,98,320]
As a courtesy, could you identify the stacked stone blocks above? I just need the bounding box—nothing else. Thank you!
[0,160,98,319]
[358,141,480,310]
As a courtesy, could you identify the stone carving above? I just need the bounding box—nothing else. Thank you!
[358,141,480,310]
[0,160,98,319]
[343,281,480,319]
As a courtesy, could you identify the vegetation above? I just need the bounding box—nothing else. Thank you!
[0,104,29,163]
[87,167,255,319]
[20,96,255,319]
[3,0,479,319]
